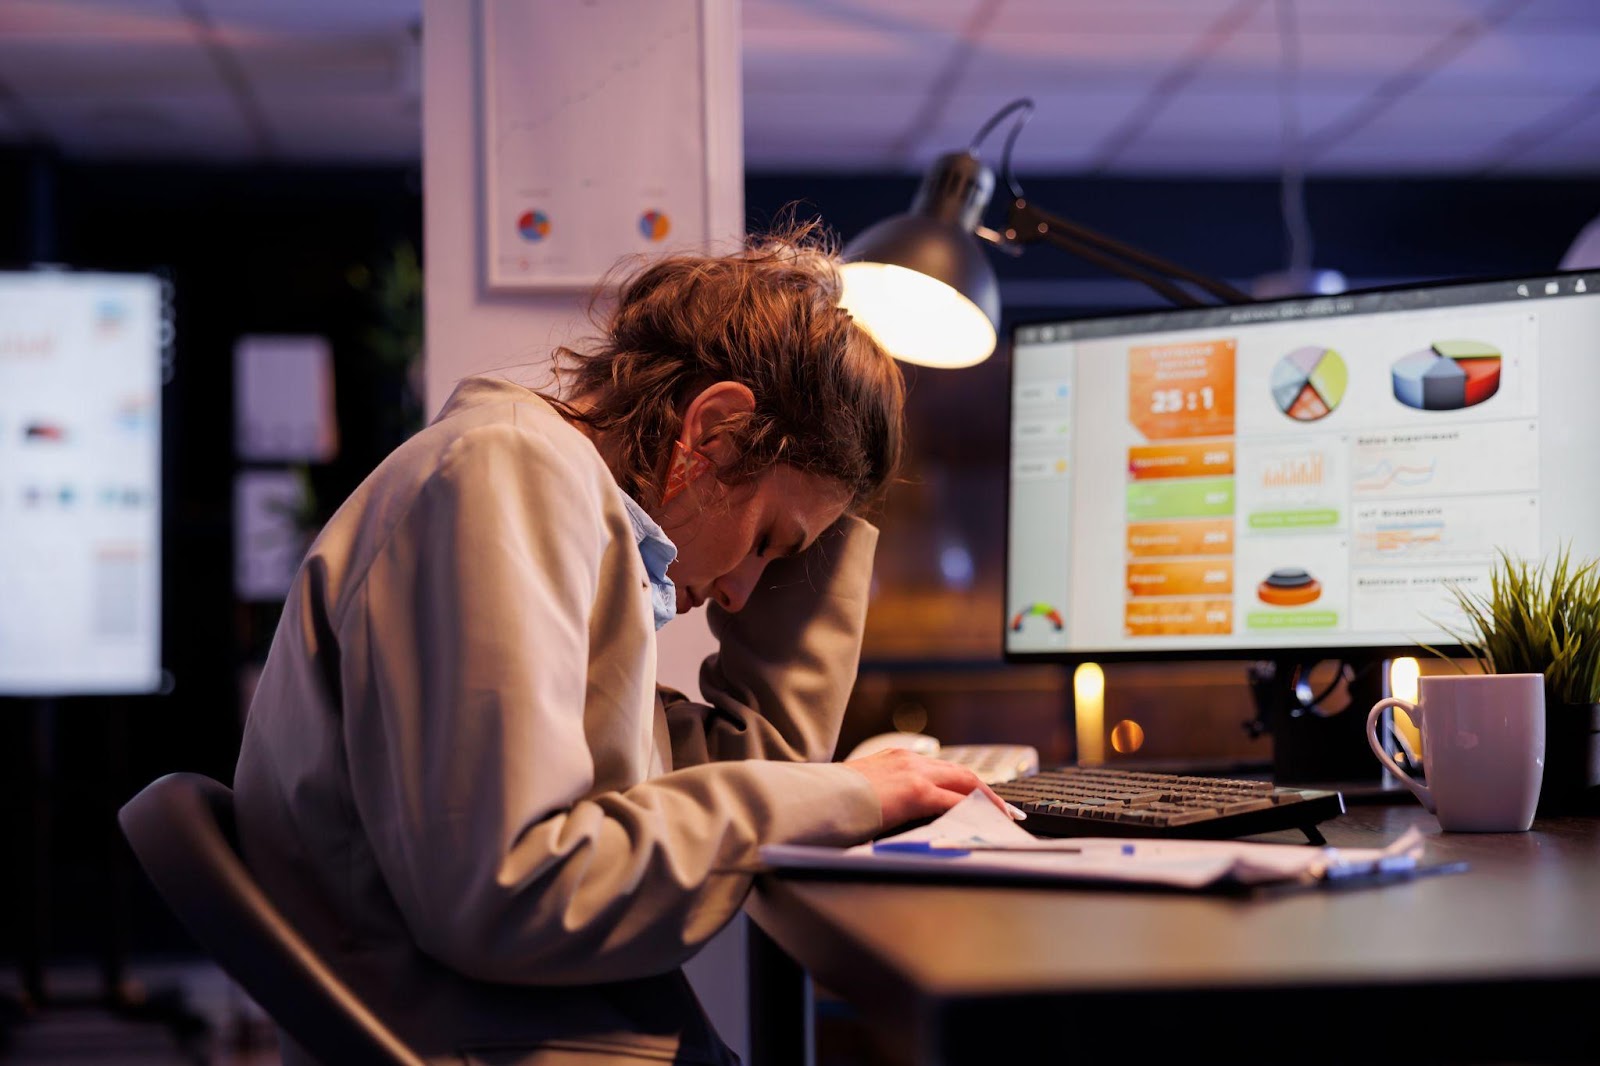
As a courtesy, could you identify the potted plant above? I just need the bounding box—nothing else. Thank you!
[1429,544,1600,814]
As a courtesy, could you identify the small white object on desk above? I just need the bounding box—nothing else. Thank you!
[847,732,941,759]
[845,733,1041,785]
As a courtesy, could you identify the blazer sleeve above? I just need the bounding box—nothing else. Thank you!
[336,423,880,988]
[664,515,878,767]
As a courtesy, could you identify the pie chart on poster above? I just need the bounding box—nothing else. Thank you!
[1271,346,1347,422]
[517,210,551,242]
[1391,340,1502,411]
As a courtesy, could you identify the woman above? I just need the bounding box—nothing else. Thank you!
[234,222,999,1065]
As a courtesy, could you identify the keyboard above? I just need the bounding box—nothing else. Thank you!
[994,766,1346,845]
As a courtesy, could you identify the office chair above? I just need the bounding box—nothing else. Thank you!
[118,772,427,1066]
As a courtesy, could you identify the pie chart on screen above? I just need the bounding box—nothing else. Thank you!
[1391,340,1502,411]
[1271,346,1347,422]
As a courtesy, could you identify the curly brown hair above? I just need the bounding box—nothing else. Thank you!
[545,218,906,514]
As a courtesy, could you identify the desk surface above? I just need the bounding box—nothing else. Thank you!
[748,805,1600,1064]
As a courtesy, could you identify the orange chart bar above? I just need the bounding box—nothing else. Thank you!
[1125,598,1234,637]
[1128,441,1236,480]
[1126,518,1235,558]
[1126,559,1234,598]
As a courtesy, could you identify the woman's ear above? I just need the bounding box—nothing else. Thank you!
[679,381,756,463]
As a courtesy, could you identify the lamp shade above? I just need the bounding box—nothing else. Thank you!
[840,152,1001,369]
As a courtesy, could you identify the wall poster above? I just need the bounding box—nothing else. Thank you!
[479,0,716,290]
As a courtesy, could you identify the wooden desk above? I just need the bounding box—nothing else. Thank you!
[746,805,1600,1065]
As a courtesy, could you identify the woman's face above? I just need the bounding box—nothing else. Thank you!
[658,464,849,615]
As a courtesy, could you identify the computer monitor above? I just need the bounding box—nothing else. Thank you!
[1005,268,1600,666]
[0,269,167,695]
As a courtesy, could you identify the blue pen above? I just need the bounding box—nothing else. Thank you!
[872,840,972,858]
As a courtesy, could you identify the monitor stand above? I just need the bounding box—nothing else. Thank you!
[1246,658,1411,804]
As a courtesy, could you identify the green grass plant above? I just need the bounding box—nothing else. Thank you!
[1428,544,1600,706]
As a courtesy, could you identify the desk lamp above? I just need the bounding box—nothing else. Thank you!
[839,98,1253,369]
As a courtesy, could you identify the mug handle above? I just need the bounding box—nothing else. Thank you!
[1368,698,1434,812]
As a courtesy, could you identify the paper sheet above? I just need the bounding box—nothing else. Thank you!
[760,792,1426,889]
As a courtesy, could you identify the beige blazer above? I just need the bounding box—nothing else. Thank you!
[234,377,883,1065]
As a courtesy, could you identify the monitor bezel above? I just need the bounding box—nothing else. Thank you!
[1001,265,1600,666]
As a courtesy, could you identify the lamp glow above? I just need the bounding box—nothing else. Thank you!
[1073,662,1106,766]
[839,262,997,370]
[1389,656,1423,761]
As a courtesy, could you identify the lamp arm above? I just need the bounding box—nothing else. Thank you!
[1017,219,1205,309]
[1004,199,1253,307]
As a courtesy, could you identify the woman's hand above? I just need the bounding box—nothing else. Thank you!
[842,748,1013,830]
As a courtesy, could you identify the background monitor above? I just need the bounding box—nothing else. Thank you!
[1006,269,1600,664]
[0,269,166,695]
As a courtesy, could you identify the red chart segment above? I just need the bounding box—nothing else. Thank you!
[1391,340,1502,411]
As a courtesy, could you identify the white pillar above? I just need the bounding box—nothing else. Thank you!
[421,1,748,1056]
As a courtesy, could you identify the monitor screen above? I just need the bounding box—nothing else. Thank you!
[0,270,166,694]
[1006,269,1600,663]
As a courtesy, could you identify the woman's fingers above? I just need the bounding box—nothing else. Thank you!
[842,748,1019,828]
[918,758,1013,817]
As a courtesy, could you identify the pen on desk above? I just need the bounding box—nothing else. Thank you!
[872,841,971,858]
[1321,859,1469,887]
[932,842,1084,854]
[871,840,1087,857]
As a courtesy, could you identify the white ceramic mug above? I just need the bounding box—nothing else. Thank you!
[1367,673,1546,832]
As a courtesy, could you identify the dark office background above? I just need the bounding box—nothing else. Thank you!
[0,149,1596,966]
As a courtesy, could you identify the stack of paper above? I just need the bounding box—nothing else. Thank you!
[760,792,1428,890]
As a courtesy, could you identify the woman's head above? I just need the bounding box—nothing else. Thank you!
[549,218,907,613]
[553,217,905,514]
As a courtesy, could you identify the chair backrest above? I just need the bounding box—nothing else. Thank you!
[118,772,427,1066]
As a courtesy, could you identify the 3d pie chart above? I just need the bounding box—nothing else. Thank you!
[1391,340,1501,411]
[1257,567,1322,606]
[1271,346,1347,422]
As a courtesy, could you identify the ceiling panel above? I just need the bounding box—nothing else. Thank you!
[743,35,952,94]
[1495,102,1600,171]
[230,35,406,95]
[984,0,1258,34]
[1313,89,1582,169]
[1504,0,1600,27]
[0,0,195,42]
[1267,0,1511,20]
[1428,29,1600,94]
[0,0,1596,176]
[961,31,1207,92]
[0,39,220,95]
[744,90,953,170]
[1199,29,1471,91]
[259,93,419,162]
[749,0,990,36]
[199,0,418,33]
[27,90,259,160]
[909,92,1154,170]
[1110,88,1370,173]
